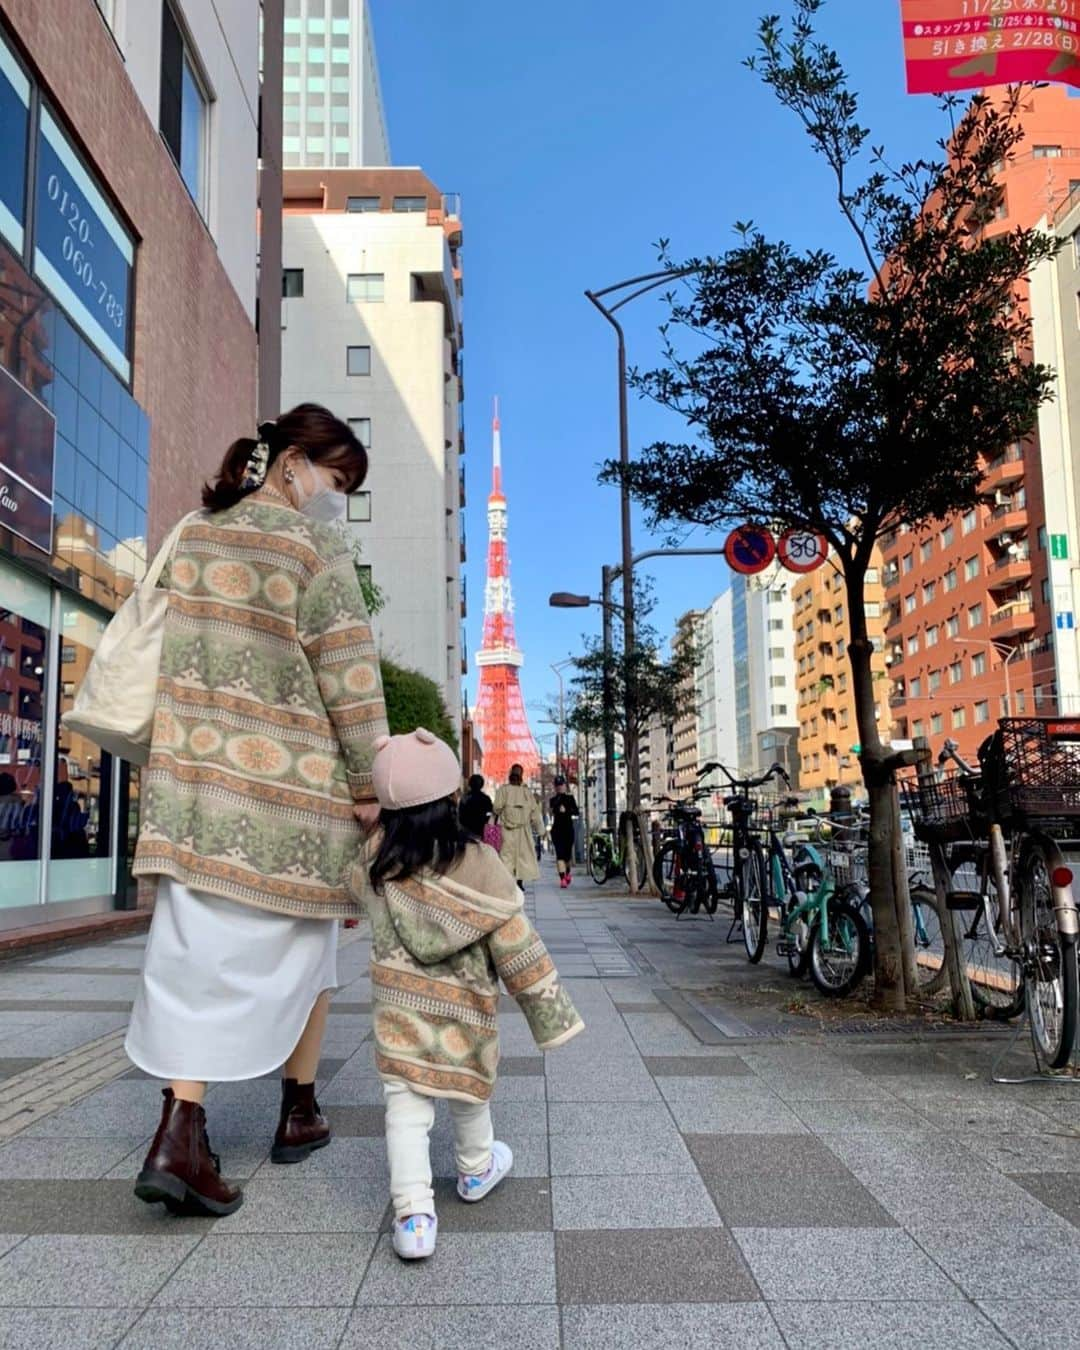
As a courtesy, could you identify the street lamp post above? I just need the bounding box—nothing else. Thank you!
[550,658,575,778]
[953,636,1021,717]
[585,266,700,814]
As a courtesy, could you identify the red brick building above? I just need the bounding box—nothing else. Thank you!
[884,85,1080,763]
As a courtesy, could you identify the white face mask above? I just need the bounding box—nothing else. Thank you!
[294,457,347,523]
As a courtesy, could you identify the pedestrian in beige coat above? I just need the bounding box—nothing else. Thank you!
[493,764,543,888]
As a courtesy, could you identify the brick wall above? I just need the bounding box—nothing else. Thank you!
[0,0,258,549]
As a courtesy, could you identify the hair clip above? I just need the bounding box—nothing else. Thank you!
[242,438,270,489]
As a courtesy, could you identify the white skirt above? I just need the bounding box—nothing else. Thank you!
[125,877,339,1082]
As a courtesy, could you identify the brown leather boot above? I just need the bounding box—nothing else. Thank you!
[134,1089,243,1216]
[272,1078,331,1164]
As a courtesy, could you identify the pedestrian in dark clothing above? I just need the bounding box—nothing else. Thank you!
[549,776,580,889]
[459,774,494,839]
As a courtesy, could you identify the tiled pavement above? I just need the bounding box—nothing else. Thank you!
[0,868,1077,1346]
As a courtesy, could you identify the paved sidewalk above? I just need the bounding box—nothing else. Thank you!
[0,865,1077,1347]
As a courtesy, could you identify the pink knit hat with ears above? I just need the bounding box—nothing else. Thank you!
[371,728,462,809]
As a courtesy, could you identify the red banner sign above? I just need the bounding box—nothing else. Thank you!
[900,1,1080,95]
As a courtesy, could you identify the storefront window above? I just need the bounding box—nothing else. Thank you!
[0,559,49,907]
[49,594,113,901]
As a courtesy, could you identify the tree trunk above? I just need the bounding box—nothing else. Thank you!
[844,551,906,1012]
[889,782,918,999]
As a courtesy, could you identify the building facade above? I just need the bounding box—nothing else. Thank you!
[731,572,799,782]
[0,0,277,931]
[280,168,465,732]
[282,0,388,168]
[883,85,1080,762]
[793,553,887,803]
[696,588,738,780]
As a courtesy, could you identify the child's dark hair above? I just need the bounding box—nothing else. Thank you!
[369,796,474,891]
[202,402,368,512]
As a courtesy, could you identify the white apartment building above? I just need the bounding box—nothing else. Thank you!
[1031,192,1080,715]
[732,571,799,782]
[282,0,389,168]
[696,588,739,779]
[280,169,465,731]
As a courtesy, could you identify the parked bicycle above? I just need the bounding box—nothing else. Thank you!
[904,719,1080,1069]
[588,814,646,888]
[652,782,719,918]
[707,762,870,997]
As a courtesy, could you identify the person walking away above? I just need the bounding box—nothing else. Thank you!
[357,729,584,1259]
[549,775,580,889]
[493,764,543,890]
[458,773,493,838]
[126,405,388,1216]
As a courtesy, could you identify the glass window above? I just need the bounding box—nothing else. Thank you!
[0,27,31,256]
[941,524,955,548]
[332,106,350,123]
[306,105,326,122]
[952,706,967,729]
[962,508,978,534]
[974,700,990,724]
[971,652,986,676]
[904,593,916,614]
[332,76,350,92]
[944,569,957,592]
[306,136,325,153]
[865,601,880,618]
[347,345,371,376]
[393,196,428,212]
[865,568,879,584]
[929,670,942,692]
[283,77,301,92]
[926,625,939,647]
[347,273,383,303]
[0,561,49,907]
[910,677,922,699]
[308,17,326,33]
[51,595,113,901]
[308,76,326,93]
[332,17,350,33]
[284,16,302,33]
[348,417,371,446]
[949,661,963,684]
[946,615,959,638]
[968,603,983,628]
[347,492,371,523]
[964,555,980,580]
[902,553,913,574]
[347,196,380,212]
[308,47,326,62]
[769,619,783,631]
[332,48,350,64]
[282,268,303,298]
[1034,145,1063,158]
[920,540,933,563]
[907,634,919,655]
[931,713,944,735]
[922,583,935,604]
[160,4,209,215]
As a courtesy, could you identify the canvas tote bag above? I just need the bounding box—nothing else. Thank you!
[61,511,200,766]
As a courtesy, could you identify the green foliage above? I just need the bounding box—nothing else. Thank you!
[380,658,459,753]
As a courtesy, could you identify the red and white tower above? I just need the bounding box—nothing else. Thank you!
[474,399,539,783]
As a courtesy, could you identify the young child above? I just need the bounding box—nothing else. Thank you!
[354,729,584,1260]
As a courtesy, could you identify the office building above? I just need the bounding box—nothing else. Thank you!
[0,1,278,932]
[280,168,465,731]
[731,572,799,782]
[282,0,389,168]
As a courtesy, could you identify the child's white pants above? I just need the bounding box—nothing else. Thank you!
[383,1080,493,1219]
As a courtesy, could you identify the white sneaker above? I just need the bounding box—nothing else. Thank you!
[457,1140,513,1203]
[392,1212,438,1260]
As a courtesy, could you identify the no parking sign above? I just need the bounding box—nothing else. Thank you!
[723,525,776,575]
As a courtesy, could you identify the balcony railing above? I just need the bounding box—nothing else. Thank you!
[991,551,1031,571]
[991,601,1035,627]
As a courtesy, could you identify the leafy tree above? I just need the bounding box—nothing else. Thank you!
[381,658,459,753]
[605,0,1058,1007]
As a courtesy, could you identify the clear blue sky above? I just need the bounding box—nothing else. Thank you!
[369,0,948,737]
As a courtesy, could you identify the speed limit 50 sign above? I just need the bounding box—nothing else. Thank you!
[777,529,828,573]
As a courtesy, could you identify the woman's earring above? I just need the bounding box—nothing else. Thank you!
[283,466,295,485]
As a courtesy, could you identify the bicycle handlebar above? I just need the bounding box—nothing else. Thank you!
[699,760,791,791]
[937,737,978,776]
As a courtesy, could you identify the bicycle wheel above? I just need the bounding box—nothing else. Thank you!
[588,836,611,886]
[909,886,949,998]
[741,843,769,964]
[655,841,687,914]
[703,856,719,916]
[809,896,870,998]
[957,867,1024,1020]
[1018,845,1079,1071]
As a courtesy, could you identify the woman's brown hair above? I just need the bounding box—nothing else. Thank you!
[202,403,368,512]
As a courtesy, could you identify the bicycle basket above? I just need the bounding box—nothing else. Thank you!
[992,718,1080,820]
[900,772,983,843]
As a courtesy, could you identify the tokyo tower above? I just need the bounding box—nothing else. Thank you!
[474,399,539,783]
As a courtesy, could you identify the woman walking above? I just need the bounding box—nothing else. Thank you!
[126,404,387,1216]
[458,773,493,839]
[492,764,543,891]
[549,775,580,889]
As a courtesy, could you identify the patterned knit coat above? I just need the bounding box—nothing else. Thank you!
[354,841,584,1102]
[133,501,388,920]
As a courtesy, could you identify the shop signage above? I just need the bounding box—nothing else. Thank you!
[0,33,29,255]
[724,525,776,575]
[33,106,134,383]
[1051,533,1069,560]
[0,364,55,554]
[900,1,1080,96]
